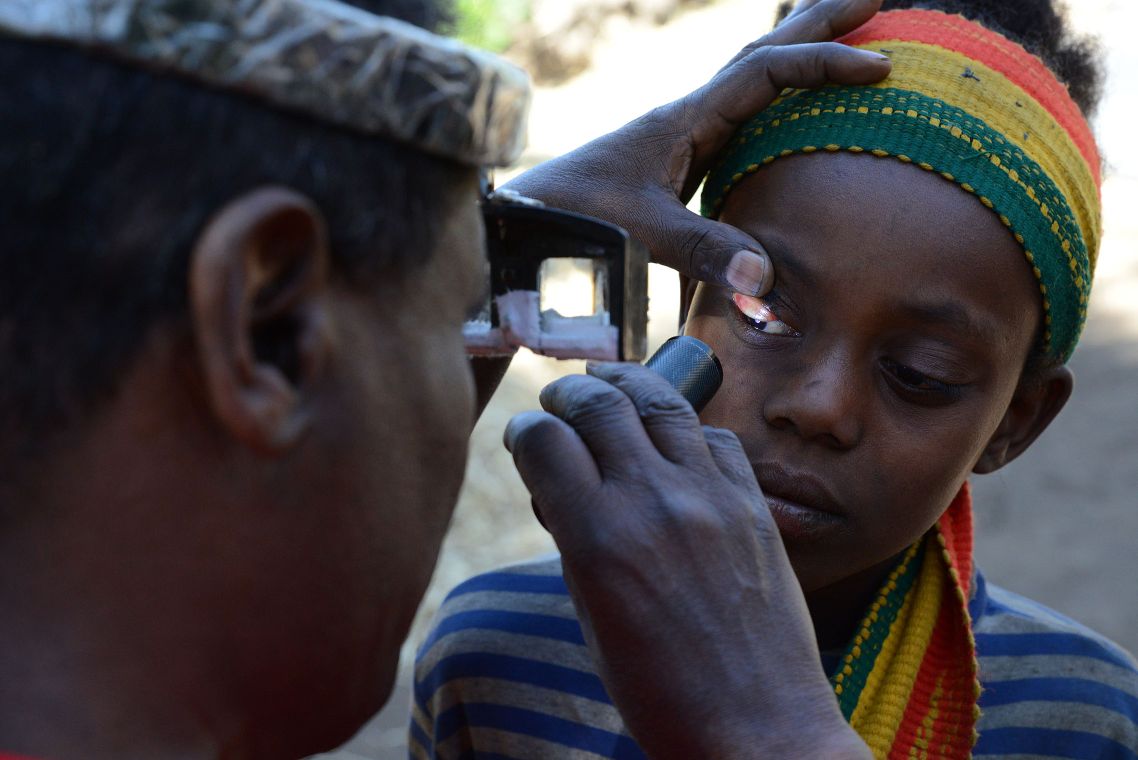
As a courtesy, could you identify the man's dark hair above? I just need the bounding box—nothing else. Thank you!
[775,0,1103,116]
[0,0,463,460]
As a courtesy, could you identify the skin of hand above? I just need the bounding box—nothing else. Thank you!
[504,362,872,760]
[502,0,890,297]
[470,0,892,420]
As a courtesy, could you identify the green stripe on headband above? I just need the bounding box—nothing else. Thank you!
[702,85,1091,362]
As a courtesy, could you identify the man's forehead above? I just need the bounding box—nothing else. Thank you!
[0,0,531,168]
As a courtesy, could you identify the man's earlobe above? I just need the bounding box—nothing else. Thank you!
[189,186,332,455]
[974,363,1074,474]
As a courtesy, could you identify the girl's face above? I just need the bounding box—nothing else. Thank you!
[686,152,1054,594]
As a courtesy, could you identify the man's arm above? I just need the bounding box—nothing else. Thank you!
[506,362,870,759]
[478,7,890,752]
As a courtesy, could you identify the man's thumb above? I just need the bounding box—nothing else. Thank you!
[651,207,773,295]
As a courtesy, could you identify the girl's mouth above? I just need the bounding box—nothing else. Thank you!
[762,492,846,542]
[752,461,847,542]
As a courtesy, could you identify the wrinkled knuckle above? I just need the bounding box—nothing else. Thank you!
[813,1,840,34]
[791,50,823,83]
[637,386,693,419]
[703,426,741,447]
[676,226,713,277]
[747,45,777,77]
[632,104,683,142]
[561,384,632,428]
[595,360,639,383]
[816,41,846,67]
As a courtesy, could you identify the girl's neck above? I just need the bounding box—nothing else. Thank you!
[805,551,905,651]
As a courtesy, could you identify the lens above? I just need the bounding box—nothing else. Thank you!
[538,258,607,319]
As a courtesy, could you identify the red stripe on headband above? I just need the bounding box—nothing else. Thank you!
[841,9,1101,187]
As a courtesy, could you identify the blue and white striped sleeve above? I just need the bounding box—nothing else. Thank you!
[973,576,1138,759]
[410,557,645,760]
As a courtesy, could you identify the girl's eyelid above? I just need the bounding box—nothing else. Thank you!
[887,347,978,387]
[732,291,794,323]
[762,288,795,313]
[731,292,801,337]
[880,359,968,402]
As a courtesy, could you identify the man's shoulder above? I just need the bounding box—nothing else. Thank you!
[971,573,1138,758]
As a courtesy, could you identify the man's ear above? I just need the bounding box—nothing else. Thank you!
[189,186,332,456]
[973,364,1074,474]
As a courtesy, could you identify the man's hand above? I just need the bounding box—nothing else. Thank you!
[504,0,889,295]
[504,363,871,759]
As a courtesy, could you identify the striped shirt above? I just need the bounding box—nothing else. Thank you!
[411,556,1138,759]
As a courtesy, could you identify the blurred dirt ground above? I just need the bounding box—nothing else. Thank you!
[317,1,1138,757]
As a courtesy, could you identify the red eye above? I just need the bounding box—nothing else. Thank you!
[732,293,800,337]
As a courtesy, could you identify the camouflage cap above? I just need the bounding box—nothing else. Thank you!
[0,0,531,167]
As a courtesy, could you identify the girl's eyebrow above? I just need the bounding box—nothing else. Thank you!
[759,236,817,289]
[764,237,998,344]
[896,299,1000,344]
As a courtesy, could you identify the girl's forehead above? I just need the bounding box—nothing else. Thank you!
[717,152,1041,342]
[701,9,1101,362]
[721,152,1006,261]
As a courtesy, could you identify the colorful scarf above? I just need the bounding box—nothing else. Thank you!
[829,484,979,758]
[702,9,1102,362]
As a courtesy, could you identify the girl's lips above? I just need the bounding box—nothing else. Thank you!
[751,461,847,542]
[762,492,846,542]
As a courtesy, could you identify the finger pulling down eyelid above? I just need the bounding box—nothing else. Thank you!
[731,292,801,337]
[732,292,777,322]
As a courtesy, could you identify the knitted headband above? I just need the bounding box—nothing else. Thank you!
[701,9,1102,362]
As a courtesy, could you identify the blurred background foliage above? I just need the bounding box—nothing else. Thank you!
[450,0,531,52]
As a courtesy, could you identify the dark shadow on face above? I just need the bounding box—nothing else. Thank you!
[179,172,488,754]
[304,173,487,729]
[684,152,1045,601]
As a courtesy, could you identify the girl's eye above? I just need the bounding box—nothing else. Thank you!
[732,292,800,337]
[880,358,965,402]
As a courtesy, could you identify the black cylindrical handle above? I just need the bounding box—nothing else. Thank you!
[644,336,723,413]
[531,336,723,530]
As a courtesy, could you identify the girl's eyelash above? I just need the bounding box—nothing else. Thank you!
[732,292,800,337]
[880,359,966,401]
[730,291,970,406]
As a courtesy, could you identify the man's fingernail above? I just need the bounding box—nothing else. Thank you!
[726,250,767,295]
[859,49,891,63]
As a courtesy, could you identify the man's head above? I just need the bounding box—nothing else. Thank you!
[0,0,513,754]
[683,1,1103,596]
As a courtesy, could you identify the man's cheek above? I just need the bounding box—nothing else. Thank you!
[424,328,477,455]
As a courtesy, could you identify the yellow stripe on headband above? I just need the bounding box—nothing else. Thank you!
[703,9,1104,360]
[850,40,1101,267]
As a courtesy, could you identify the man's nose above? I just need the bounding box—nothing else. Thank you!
[761,346,864,450]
